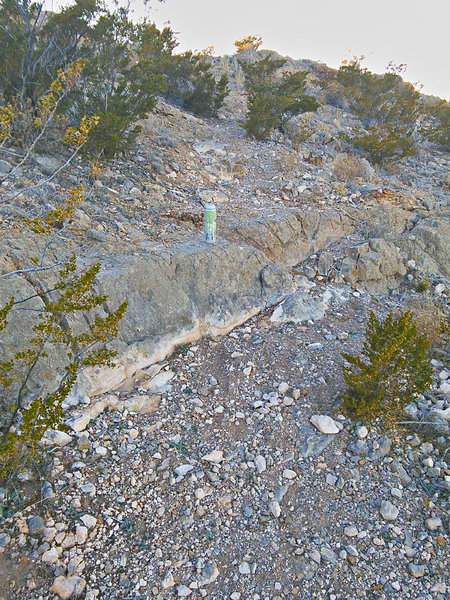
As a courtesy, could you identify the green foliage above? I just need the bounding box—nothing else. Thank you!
[0,115,127,479]
[0,2,227,159]
[137,26,229,118]
[0,0,101,107]
[420,99,450,151]
[239,55,319,140]
[0,253,127,478]
[334,59,422,164]
[63,12,167,158]
[342,311,432,426]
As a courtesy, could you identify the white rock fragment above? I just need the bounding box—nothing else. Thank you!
[75,526,88,544]
[269,501,281,518]
[202,450,224,463]
[67,414,91,433]
[162,571,175,590]
[255,455,266,473]
[42,547,60,564]
[278,381,289,394]
[425,517,442,531]
[238,561,251,575]
[283,469,297,479]
[344,525,358,537]
[50,576,86,599]
[177,585,192,597]
[356,425,368,439]
[380,500,399,521]
[198,561,219,587]
[128,428,139,439]
[174,464,194,477]
[310,414,340,434]
[80,515,97,529]
[44,430,73,447]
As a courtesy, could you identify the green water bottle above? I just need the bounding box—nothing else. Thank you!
[204,202,216,244]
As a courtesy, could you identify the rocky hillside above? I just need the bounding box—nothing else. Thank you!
[0,50,449,600]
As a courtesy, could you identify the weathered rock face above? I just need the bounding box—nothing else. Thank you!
[341,238,406,293]
[225,208,354,265]
[397,216,450,277]
[72,239,294,397]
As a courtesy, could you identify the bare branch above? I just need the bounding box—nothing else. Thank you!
[0,262,64,281]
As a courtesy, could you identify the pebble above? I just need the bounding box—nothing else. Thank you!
[283,469,297,479]
[28,515,45,535]
[174,464,194,476]
[356,425,368,439]
[408,563,426,578]
[310,414,340,434]
[269,501,281,518]
[255,455,266,473]
[50,576,86,599]
[177,584,192,597]
[344,525,358,537]
[202,450,224,463]
[425,517,442,531]
[278,381,289,394]
[380,500,399,521]
[80,515,97,529]
[239,561,251,574]
[162,571,175,589]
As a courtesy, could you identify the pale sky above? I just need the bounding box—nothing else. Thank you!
[47,0,450,99]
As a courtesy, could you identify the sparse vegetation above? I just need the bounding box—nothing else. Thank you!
[342,311,433,426]
[332,152,373,182]
[0,1,227,160]
[234,35,263,52]
[239,55,319,140]
[0,71,127,481]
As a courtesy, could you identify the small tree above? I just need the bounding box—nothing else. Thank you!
[335,58,422,164]
[234,35,263,52]
[239,56,319,140]
[0,73,127,481]
[420,98,450,151]
[137,25,229,118]
[342,311,432,426]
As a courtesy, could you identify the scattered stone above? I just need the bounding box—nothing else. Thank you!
[44,430,73,447]
[425,517,442,531]
[202,450,224,463]
[174,464,194,476]
[80,515,97,529]
[310,414,340,434]
[177,584,192,597]
[255,455,266,473]
[380,500,399,521]
[198,561,219,586]
[301,434,333,457]
[408,563,426,578]
[269,501,281,518]
[50,576,86,599]
[356,425,368,439]
[239,561,251,575]
[283,469,297,479]
[28,515,45,535]
[162,571,175,590]
[344,525,358,537]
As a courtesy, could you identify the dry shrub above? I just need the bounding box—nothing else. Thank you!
[232,161,248,177]
[276,150,299,175]
[332,152,374,183]
[409,297,448,348]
